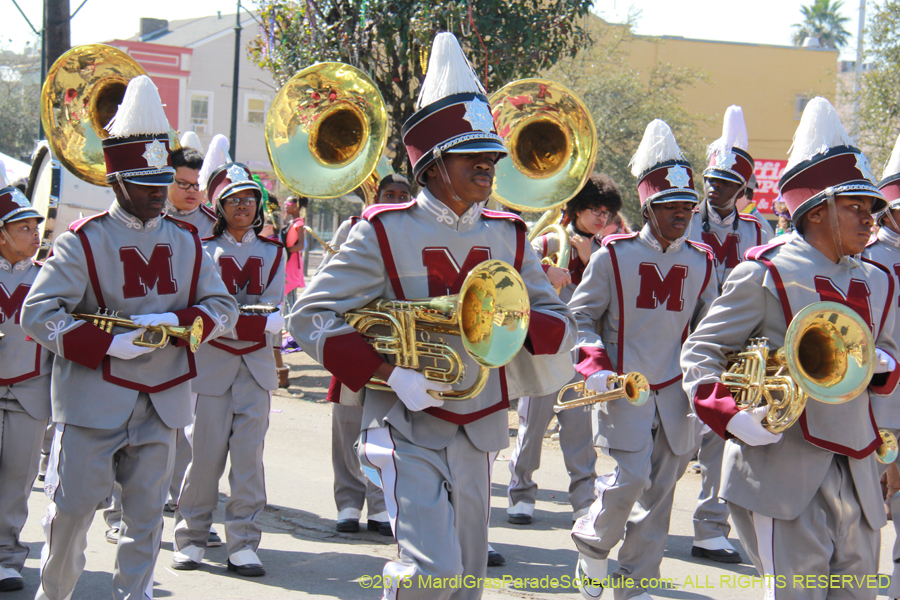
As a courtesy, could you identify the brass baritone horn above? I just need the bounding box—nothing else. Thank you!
[722,301,897,464]
[554,371,650,413]
[344,260,530,401]
[74,309,203,353]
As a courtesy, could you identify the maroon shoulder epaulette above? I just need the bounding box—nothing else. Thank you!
[685,239,715,261]
[363,199,417,221]
[257,235,285,249]
[601,231,639,247]
[68,211,107,232]
[744,239,787,261]
[482,208,527,231]
[200,204,217,220]
[164,215,199,235]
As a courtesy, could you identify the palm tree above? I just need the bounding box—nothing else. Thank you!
[792,0,852,49]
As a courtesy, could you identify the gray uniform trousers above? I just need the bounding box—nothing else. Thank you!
[36,393,174,600]
[693,429,731,541]
[727,455,878,600]
[0,398,47,572]
[358,425,491,600]
[507,384,597,513]
[174,363,269,557]
[104,428,191,527]
[332,403,386,517]
[572,412,698,600]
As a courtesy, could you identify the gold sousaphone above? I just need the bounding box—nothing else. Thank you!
[722,301,898,464]
[489,79,597,272]
[264,62,388,200]
[41,44,181,187]
[344,260,530,401]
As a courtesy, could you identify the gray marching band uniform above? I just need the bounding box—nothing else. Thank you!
[318,216,388,525]
[174,230,285,562]
[0,257,51,583]
[21,202,237,600]
[570,225,715,600]
[688,207,768,549]
[290,191,575,600]
[682,234,899,599]
[167,203,216,240]
[506,225,598,521]
[861,227,900,596]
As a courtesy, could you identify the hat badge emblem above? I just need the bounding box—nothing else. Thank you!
[854,152,875,184]
[226,164,250,183]
[142,140,169,170]
[665,165,691,189]
[715,149,737,170]
[463,100,495,133]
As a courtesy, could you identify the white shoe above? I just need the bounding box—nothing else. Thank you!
[575,555,607,600]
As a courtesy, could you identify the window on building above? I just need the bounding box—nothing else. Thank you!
[245,94,267,125]
[793,95,810,120]
[190,93,212,134]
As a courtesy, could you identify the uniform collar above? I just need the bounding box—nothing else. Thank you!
[166,202,201,217]
[0,256,30,272]
[639,222,688,253]
[707,205,737,227]
[878,226,900,250]
[791,232,862,269]
[109,201,163,232]
[222,229,257,246]
[418,188,483,232]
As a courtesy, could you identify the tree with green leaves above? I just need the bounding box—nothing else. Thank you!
[546,19,708,225]
[792,0,851,49]
[249,0,594,176]
[0,49,41,163]
[851,0,900,171]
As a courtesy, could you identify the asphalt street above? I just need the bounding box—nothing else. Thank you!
[6,349,897,599]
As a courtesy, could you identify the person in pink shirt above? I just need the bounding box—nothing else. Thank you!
[283,196,308,309]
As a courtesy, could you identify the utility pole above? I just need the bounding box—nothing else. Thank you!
[43,0,71,78]
[230,0,242,160]
[852,0,866,137]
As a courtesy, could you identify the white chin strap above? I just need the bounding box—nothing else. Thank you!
[645,203,692,247]
[433,148,465,205]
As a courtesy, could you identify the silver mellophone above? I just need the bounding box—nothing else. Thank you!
[239,304,280,315]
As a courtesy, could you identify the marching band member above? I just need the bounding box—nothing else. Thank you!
[687,105,769,564]
[172,162,285,577]
[507,174,623,526]
[682,97,897,599]
[320,174,411,537]
[166,145,216,239]
[570,120,715,600]
[289,32,574,600]
[736,175,776,240]
[20,76,237,600]
[0,186,51,593]
[861,133,900,598]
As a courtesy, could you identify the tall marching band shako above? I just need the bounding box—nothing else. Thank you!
[877,132,900,227]
[102,75,175,188]
[704,105,754,187]
[630,119,700,215]
[401,32,507,185]
[778,97,885,231]
[0,186,44,227]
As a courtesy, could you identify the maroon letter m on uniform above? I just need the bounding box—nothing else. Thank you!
[422,247,491,296]
[120,245,178,299]
[0,283,30,324]
[635,263,688,311]
[219,256,265,295]
[814,276,873,329]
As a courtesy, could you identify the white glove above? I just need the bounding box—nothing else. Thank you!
[107,328,156,360]
[585,370,614,394]
[725,406,782,447]
[386,367,450,412]
[875,349,897,374]
[131,312,178,327]
[265,312,285,335]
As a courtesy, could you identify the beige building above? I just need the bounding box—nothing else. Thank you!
[111,12,279,194]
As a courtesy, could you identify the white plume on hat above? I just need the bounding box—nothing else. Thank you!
[707,105,749,158]
[630,119,685,177]
[198,134,231,191]
[180,131,204,153]
[882,132,900,180]
[785,97,854,171]
[416,32,486,110]
[0,158,7,188]
[105,75,171,138]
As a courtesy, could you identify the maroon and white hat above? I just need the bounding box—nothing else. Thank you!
[207,162,261,208]
[401,33,506,185]
[704,105,754,185]
[631,119,700,212]
[779,97,884,225]
[102,75,175,186]
[0,187,43,226]
[878,132,900,211]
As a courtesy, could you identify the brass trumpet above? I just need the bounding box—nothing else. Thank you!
[344,260,530,401]
[722,301,897,463]
[74,309,203,353]
[555,371,651,413]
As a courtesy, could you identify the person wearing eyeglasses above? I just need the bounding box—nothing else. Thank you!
[505,173,622,527]
[171,162,285,578]
[166,148,216,239]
